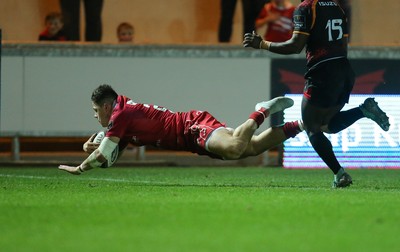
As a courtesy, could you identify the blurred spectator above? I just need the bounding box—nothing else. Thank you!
[38,12,67,41]
[59,0,103,41]
[117,22,134,43]
[255,0,295,42]
[218,0,268,42]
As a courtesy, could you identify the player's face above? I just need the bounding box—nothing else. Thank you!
[92,102,111,127]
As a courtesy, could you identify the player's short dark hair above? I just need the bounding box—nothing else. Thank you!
[91,84,118,105]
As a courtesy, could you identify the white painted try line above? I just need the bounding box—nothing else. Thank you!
[0,173,159,184]
[0,174,342,191]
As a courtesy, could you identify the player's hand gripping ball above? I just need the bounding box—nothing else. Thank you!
[93,131,105,144]
[93,131,119,168]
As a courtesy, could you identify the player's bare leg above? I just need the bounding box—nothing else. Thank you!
[207,97,294,160]
[241,125,293,158]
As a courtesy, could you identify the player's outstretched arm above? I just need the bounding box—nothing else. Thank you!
[59,136,121,175]
[243,31,308,55]
[58,149,103,175]
[60,132,102,174]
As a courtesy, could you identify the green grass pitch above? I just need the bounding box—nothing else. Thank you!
[1,167,400,252]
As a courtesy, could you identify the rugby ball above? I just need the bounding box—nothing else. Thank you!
[93,131,106,144]
[93,131,119,168]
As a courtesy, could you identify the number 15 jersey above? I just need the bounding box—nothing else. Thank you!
[293,0,349,68]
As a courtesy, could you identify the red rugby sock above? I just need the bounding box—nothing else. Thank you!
[283,120,303,138]
[249,108,270,128]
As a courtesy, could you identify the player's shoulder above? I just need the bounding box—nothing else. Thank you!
[115,96,139,111]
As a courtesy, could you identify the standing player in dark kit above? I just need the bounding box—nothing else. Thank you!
[243,0,390,187]
[59,84,303,175]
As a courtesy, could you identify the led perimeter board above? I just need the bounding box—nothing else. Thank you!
[283,94,400,169]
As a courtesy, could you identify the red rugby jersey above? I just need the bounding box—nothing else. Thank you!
[105,95,224,158]
[257,3,295,42]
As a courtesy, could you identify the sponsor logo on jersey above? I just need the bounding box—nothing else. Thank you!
[293,15,306,29]
[318,1,337,6]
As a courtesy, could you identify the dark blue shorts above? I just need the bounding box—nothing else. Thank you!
[303,57,355,107]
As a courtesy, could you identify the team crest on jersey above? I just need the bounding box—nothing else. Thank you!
[293,15,306,29]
